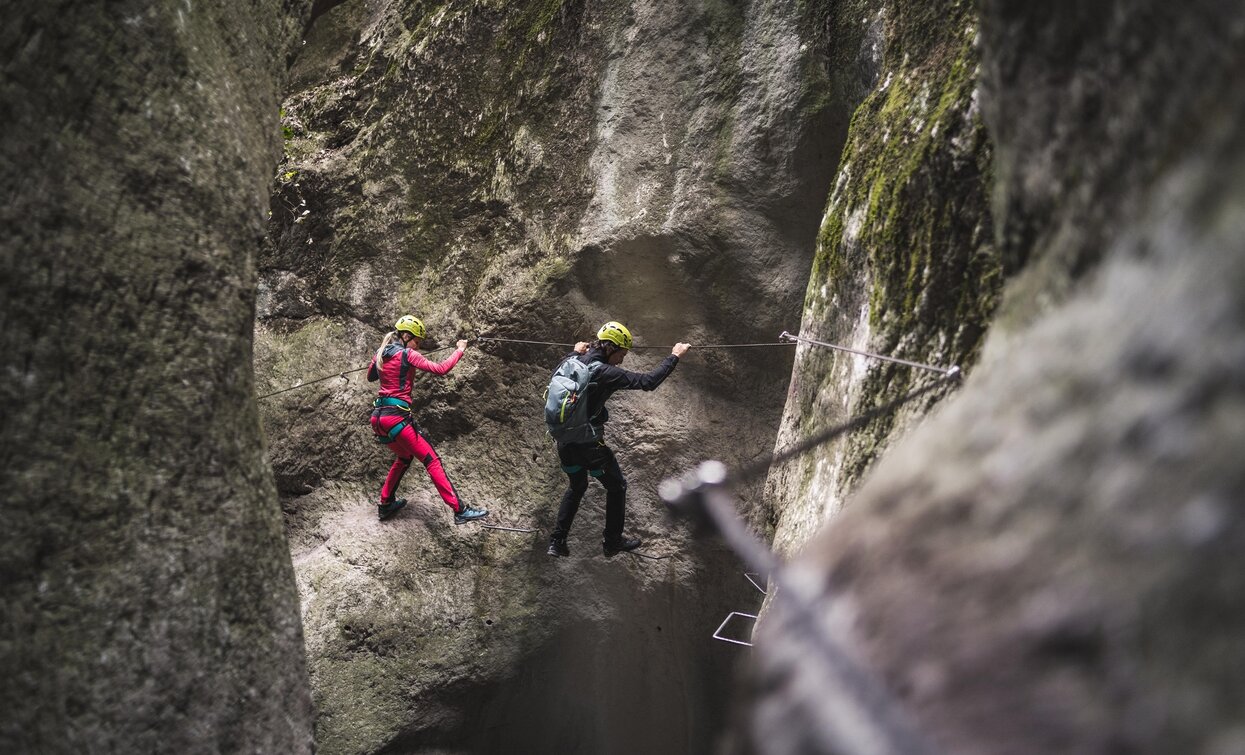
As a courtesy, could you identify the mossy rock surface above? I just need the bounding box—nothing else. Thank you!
[765,0,999,556]
[741,2,1245,753]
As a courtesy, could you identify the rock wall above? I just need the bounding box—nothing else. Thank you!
[7,0,1232,752]
[743,1,1245,752]
[764,0,997,559]
[0,2,314,752]
[256,0,878,751]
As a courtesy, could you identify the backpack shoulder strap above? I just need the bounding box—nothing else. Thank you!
[398,348,411,392]
[585,359,608,381]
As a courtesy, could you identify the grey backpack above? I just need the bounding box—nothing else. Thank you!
[544,356,604,445]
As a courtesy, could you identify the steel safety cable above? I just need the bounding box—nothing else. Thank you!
[476,336,573,348]
[257,367,368,400]
[780,330,959,376]
[663,342,797,350]
[733,372,961,486]
[256,345,458,401]
[477,336,798,350]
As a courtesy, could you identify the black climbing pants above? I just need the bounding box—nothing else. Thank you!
[554,440,627,541]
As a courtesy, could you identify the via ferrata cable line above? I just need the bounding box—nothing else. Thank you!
[735,372,961,485]
[261,327,957,400]
[780,330,960,377]
[477,335,798,351]
[260,333,802,400]
[256,345,458,401]
[257,367,369,400]
[476,336,572,348]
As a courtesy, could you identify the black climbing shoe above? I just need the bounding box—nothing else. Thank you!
[454,506,489,525]
[547,537,569,557]
[602,536,641,557]
[378,498,407,521]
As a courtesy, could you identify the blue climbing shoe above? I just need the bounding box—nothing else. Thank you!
[454,506,489,525]
[378,498,407,521]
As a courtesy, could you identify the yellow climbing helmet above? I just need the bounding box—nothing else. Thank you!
[596,321,633,350]
[394,315,426,339]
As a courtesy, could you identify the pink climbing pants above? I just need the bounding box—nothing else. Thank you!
[371,414,462,512]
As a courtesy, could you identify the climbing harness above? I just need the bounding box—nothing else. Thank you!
[371,389,417,445]
[375,418,411,445]
[373,396,411,410]
[780,330,960,377]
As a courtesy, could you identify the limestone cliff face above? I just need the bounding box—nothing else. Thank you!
[746,1,1245,753]
[256,0,872,752]
[0,2,313,752]
[764,0,997,559]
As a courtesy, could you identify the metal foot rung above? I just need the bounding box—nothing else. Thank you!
[744,572,768,595]
[713,611,758,647]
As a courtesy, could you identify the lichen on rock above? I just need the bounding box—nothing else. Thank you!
[765,0,999,558]
[742,2,1245,753]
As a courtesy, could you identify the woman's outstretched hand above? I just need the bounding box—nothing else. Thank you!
[457,339,469,351]
[672,343,690,357]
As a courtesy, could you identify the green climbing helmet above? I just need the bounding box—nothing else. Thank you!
[395,315,426,339]
[597,321,633,350]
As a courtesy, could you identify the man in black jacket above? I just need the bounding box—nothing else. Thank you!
[548,321,690,557]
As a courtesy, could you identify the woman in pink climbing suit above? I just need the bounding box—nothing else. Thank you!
[367,315,488,524]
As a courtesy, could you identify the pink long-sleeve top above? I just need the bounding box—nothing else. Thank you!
[367,343,463,404]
